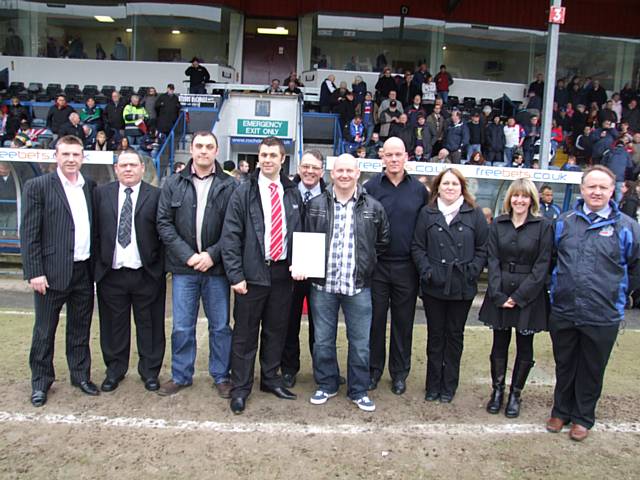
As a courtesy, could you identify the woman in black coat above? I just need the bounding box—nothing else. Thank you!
[412,168,488,403]
[619,180,639,221]
[479,178,553,418]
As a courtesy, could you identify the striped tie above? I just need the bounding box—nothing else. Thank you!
[269,182,284,260]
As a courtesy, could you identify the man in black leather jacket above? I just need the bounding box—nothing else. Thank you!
[301,153,390,412]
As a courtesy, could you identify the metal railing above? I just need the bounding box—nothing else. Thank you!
[300,112,344,156]
[153,95,226,178]
[152,110,186,178]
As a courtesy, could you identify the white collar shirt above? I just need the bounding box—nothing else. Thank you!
[258,172,287,261]
[583,203,612,220]
[56,168,90,261]
[112,181,142,269]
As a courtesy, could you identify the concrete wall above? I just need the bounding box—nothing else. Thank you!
[0,56,235,92]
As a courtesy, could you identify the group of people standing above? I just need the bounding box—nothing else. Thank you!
[20,132,639,442]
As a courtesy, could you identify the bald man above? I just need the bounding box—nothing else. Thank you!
[300,153,390,412]
[363,137,429,395]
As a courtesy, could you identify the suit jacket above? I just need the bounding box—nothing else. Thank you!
[93,180,163,283]
[21,171,95,290]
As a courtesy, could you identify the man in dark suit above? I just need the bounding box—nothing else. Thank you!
[21,135,98,407]
[93,149,166,393]
[221,136,303,414]
[280,150,326,388]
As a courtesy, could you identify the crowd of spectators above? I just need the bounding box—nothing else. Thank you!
[0,83,181,159]
[316,64,640,174]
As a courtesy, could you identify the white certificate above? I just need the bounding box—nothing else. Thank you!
[292,232,326,278]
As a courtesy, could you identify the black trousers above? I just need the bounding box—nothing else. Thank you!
[491,329,534,363]
[422,294,472,396]
[281,279,314,376]
[97,268,166,382]
[30,260,94,391]
[370,259,419,382]
[230,261,293,398]
[550,316,619,429]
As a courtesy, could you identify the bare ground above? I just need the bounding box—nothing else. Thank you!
[0,310,639,479]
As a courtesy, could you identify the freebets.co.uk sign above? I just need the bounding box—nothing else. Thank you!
[237,119,288,137]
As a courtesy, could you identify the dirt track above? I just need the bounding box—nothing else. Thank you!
[1,310,639,479]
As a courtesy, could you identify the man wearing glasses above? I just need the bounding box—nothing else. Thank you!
[280,150,326,388]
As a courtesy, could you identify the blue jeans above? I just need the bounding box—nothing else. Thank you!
[504,146,517,166]
[171,273,232,385]
[466,143,482,162]
[438,91,449,104]
[310,287,372,400]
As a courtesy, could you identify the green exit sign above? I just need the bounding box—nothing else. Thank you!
[237,119,288,137]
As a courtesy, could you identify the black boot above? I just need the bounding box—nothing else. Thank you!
[505,360,535,419]
[486,356,507,414]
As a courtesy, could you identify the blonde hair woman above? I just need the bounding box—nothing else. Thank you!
[478,178,553,418]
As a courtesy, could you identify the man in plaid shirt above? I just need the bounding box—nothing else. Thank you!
[299,153,389,412]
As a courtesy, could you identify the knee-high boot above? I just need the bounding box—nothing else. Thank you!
[505,360,535,418]
[486,356,507,414]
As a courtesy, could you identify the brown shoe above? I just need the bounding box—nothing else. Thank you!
[215,381,232,399]
[569,423,589,442]
[157,380,191,397]
[546,417,568,433]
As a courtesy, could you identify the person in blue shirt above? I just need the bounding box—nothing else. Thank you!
[539,185,561,221]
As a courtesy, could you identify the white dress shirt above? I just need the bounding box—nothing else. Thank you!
[112,182,143,269]
[583,203,612,220]
[258,172,287,261]
[57,168,91,261]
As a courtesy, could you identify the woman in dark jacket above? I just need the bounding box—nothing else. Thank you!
[619,180,639,220]
[412,168,489,403]
[479,178,553,418]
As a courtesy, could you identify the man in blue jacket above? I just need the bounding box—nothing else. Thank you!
[546,166,640,441]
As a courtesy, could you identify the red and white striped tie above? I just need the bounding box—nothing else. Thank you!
[269,182,284,260]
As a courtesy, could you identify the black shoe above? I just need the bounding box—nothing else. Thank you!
[73,380,100,396]
[230,397,246,414]
[282,373,296,389]
[425,391,440,402]
[368,377,379,391]
[31,390,47,407]
[260,384,297,400]
[391,379,406,395]
[144,378,160,392]
[101,375,124,392]
[439,393,453,403]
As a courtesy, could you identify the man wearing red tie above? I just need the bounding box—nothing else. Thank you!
[222,136,303,414]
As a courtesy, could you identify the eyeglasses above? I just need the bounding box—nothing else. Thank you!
[300,164,322,171]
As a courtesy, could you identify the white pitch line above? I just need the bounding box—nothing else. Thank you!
[0,411,638,436]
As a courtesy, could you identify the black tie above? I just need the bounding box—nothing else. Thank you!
[118,187,133,247]
[588,212,600,223]
[303,190,312,204]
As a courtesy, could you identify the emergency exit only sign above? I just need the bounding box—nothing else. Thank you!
[237,119,288,136]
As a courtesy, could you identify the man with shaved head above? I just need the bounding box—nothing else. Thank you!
[299,153,389,412]
[363,137,429,395]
